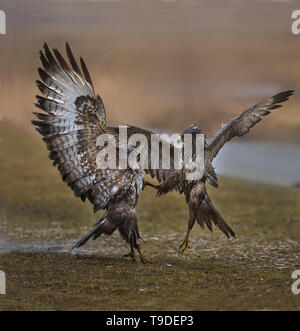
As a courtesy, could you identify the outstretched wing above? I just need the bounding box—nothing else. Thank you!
[32,43,143,212]
[206,90,294,160]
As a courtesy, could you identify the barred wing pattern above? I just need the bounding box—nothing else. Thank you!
[206,90,294,160]
[109,125,187,195]
[32,43,143,213]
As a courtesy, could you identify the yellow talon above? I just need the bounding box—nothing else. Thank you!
[179,239,190,251]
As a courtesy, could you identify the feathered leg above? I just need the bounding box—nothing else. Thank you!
[179,204,196,251]
[180,183,205,252]
[117,205,151,264]
[70,203,150,263]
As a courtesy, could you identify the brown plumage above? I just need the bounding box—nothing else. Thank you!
[32,43,149,262]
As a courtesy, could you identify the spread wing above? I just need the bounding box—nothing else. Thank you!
[32,43,143,213]
[206,90,294,160]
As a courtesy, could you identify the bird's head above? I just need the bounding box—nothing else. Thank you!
[179,124,204,142]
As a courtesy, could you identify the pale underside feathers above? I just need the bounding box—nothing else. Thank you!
[32,43,144,214]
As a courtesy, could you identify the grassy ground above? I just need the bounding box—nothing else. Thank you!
[0,120,300,310]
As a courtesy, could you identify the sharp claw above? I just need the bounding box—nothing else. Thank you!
[136,245,151,264]
[179,240,190,252]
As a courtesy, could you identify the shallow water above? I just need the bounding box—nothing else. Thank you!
[214,141,300,186]
[0,236,68,254]
[0,235,124,255]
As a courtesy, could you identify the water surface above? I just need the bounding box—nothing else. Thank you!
[214,141,300,186]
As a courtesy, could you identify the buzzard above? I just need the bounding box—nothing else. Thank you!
[32,43,156,263]
[146,91,294,251]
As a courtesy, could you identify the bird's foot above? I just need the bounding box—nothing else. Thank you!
[123,252,136,262]
[179,239,190,252]
[139,254,151,264]
[137,245,151,264]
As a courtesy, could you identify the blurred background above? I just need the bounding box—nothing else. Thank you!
[0,0,300,184]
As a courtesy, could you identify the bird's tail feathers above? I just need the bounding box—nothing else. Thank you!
[197,194,235,238]
[69,214,116,251]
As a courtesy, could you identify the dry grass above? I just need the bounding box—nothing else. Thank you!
[0,120,300,310]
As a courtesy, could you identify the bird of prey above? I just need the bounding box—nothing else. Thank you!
[32,43,159,263]
[145,90,294,251]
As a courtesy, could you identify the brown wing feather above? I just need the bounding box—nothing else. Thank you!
[80,57,94,92]
[32,43,143,214]
[66,42,83,78]
[108,125,182,184]
[206,90,294,160]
